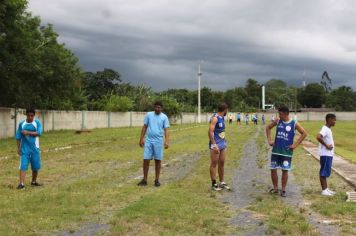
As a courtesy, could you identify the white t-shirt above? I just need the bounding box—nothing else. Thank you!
[318,125,334,156]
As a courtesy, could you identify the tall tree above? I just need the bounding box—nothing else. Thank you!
[321,71,332,92]
[297,83,326,108]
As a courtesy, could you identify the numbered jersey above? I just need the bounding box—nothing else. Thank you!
[272,119,296,157]
[210,114,226,144]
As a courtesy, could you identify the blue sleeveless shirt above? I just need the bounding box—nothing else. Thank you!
[272,119,296,157]
[209,114,226,146]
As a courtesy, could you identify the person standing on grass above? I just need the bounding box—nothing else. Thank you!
[16,108,43,189]
[228,113,233,124]
[317,114,336,196]
[245,113,249,125]
[265,106,307,197]
[138,101,170,187]
[236,112,241,125]
[262,114,266,125]
[209,102,230,191]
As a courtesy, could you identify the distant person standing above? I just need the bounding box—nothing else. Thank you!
[138,101,170,187]
[253,114,258,125]
[262,114,266,125]
[208,103,230,191]
[228,114,233,124]
[266,106,307,197]
[16,108,43,189]
[236,112,241,125]
[271,115,275,122]
[245,113,249,125]
[317,114,336,196]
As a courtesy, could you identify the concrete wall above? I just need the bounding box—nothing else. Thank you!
[2,107,356,139]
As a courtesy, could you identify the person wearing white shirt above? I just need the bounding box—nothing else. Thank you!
[316,114,336,196]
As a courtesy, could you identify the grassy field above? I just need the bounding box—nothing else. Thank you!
[299,121,356,163]
[0,123,253,235]
[0,122,355,235]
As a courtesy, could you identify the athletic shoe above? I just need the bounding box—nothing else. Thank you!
[321,189,333,196]
[327,188,336,195]
[269,188,279,194]
[31,182,42,187]
[280,190,287,197]
[17,184,25,190]
[219,182,231,190]
[154,180,161,187]
[137,179,147,186]
[211,183,222,191]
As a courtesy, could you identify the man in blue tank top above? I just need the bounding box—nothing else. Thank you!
[265,106,307,197]
[208,103,230,191]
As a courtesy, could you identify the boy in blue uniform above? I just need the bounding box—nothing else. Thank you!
[209,103,230,191]
[138,101,170,187]
[16,108,43,189]
[266,106,307,197]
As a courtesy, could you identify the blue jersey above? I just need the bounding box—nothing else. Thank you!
[272,119,296,157]
[209,114,226,146]
[16,119,42,154]
[144,111,170,143]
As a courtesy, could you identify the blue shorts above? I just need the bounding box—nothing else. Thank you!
[209,140,227,151]
[144,141,163,160]
[320,156,333,177]
[270,154,292,171]
[19,151,41,171]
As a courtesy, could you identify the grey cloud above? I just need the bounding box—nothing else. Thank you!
[28,0,356,90]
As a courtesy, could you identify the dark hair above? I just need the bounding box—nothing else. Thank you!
[278,106,289,115]
[217,102,228,112]
[325,113,336,121]
[26,107,36,115]
[154,101,163,107]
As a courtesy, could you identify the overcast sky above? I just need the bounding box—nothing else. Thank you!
[28,0,356,91]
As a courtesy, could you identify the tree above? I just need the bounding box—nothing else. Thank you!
[326,86,356,111]
[244,78,261,108]
[100,93,133,112]
[321,71,332,92]
[297,83,326,108]
[82,69,121,102]
[0,0,84,110]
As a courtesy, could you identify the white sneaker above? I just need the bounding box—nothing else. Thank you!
[321,189,333,196]
[327,188,336,195]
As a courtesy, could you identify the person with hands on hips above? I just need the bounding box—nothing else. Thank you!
[265,106,307,197]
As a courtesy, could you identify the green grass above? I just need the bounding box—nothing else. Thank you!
[292,147,356,234]
[0,123,252,235]
[245,126,316,235]
[300,121,356,163]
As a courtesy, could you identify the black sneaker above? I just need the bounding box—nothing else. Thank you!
[17,184,25,190]
[31,182,42,187]
[154,180,161,187]
[211,183,222,191]
[280,190,287,197]
[219,182,231,190]
[137,179,147,186]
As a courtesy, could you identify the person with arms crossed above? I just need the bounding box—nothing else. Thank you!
[138,101,170,187]
[16,108,43,189]
[317,114,336,196]
[265,106,307,197]
[209,103,230,191]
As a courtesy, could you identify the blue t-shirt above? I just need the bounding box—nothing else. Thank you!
[272,119,296,157]
[15,119,42,154]
[144,112,170,143]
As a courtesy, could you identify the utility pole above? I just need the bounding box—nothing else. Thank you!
[197,63,202,123]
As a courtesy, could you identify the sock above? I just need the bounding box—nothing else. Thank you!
[211,179,216,186]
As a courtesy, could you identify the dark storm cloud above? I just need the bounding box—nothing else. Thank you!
[28,0,356,90]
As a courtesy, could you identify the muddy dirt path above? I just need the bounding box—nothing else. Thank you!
[224,126,339,236]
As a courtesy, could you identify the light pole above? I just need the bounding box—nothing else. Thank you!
[197,63,202,123]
